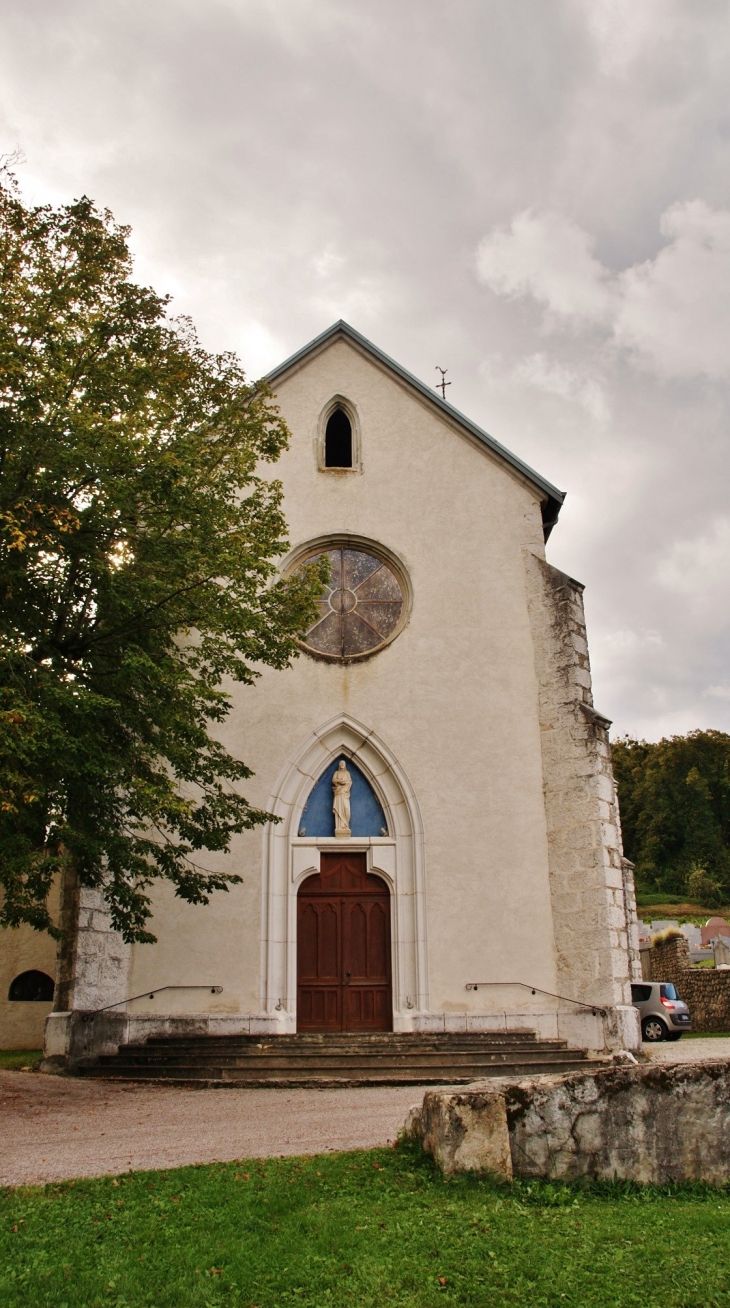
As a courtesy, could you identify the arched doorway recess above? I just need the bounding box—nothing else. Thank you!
[260,714,428,1031]
[297,852,392,1032]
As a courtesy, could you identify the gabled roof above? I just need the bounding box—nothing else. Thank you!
[265,320,565,540]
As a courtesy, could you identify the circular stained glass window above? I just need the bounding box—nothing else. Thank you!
[299,546,407,661]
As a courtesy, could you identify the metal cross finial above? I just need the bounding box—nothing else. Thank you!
[435,366,451,400]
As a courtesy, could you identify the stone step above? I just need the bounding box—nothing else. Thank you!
[129,1036,555,1056]
[115,1040,567,1059]
[137,1031,543,1045]
[80,1027,604,1086]
[83,1057,603,1087]
[94,1048,585,1072]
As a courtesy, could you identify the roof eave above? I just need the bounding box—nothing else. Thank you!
[265,320,566,542]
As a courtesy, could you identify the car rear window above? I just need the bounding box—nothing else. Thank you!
[660,983,679,1000]
[631,984,652,1002]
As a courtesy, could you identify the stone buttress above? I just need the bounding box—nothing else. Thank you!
[525,552,641,1051]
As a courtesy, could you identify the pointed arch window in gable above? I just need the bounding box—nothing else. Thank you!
[325,407,353,468]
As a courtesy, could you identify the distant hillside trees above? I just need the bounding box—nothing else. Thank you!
[612,731,730,901]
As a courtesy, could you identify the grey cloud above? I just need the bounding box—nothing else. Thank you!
[0,0,728,739]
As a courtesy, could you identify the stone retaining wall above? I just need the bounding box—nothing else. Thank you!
[407,1059,730,1183]
[649,935,730,1032]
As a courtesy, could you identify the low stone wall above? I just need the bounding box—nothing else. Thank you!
[671,972,730,1033]
[410,1006,635,1053]
[407,1059,730,1184]
[650,933,691,981]
[42,1010,282,1071]
[649,935,730,1032]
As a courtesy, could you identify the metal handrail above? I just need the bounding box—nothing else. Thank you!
[81,985,223,1020]
[465,981,606,1017]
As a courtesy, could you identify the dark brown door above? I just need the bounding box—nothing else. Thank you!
[297,852,392,1032]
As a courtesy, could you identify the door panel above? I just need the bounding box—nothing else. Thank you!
[342,898,391,1030]
[346,902,369,977]
[368,901,388,976]
[297,898,341,1030]
[297,852,392,1032]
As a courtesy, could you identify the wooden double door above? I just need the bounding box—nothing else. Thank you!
[297,852,392,1032]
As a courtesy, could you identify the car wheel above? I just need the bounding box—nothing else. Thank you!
[642,1016,667,1043]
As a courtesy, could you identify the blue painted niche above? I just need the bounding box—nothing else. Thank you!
[298,758,388,838]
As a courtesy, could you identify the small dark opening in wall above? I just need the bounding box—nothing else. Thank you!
[8,970,55,1001]
[325,408,353,468]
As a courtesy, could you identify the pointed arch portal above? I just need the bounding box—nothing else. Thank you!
[260,714,428,1032]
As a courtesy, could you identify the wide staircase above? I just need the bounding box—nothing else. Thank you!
[81,1030,607,1087]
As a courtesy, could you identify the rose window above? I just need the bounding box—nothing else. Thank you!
[300,546,406,660]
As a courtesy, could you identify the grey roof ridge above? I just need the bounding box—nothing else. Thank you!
[264,319,566,523]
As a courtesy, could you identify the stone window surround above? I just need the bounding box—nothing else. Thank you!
[260,713,430,1031]
[315,394,363,474]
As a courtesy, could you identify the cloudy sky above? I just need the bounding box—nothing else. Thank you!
[2,0,728,741]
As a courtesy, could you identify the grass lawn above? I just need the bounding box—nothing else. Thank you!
[0,1050,43,1071]
[3,1144,730,1307]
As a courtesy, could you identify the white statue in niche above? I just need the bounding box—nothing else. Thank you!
[332,759,352,837]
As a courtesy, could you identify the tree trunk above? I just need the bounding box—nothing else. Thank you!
[53,858,80,1012]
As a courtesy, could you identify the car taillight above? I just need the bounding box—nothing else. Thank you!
[660,999,675,1009]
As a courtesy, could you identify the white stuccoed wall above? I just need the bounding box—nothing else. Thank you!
[50,333,639,1056]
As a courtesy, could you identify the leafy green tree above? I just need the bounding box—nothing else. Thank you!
[0,168,323,947]
[612,730,730,899]
[686,865,723,911]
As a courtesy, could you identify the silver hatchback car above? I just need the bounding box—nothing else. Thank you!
[631,981,692,1042]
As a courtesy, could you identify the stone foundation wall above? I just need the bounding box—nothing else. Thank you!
[409,1059,730,1184]
[649,934,730,1032]
[42,1009,282,1070]
[42,1003,631,1070]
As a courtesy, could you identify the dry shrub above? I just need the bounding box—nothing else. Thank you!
[651,926,684,947]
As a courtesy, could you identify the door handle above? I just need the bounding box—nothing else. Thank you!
[345,971,351,983]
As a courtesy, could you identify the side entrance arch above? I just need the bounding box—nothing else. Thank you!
[297,852,392,1032]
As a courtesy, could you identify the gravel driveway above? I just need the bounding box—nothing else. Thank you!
[0,1071,429,1188]
[643,1036,730,1062]
[3,1037,728,1189]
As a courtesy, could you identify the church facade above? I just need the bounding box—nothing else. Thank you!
[10,321,642,1060]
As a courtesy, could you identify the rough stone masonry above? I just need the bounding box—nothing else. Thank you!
[649,933,730,1032]
[407,1059,730,1184]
